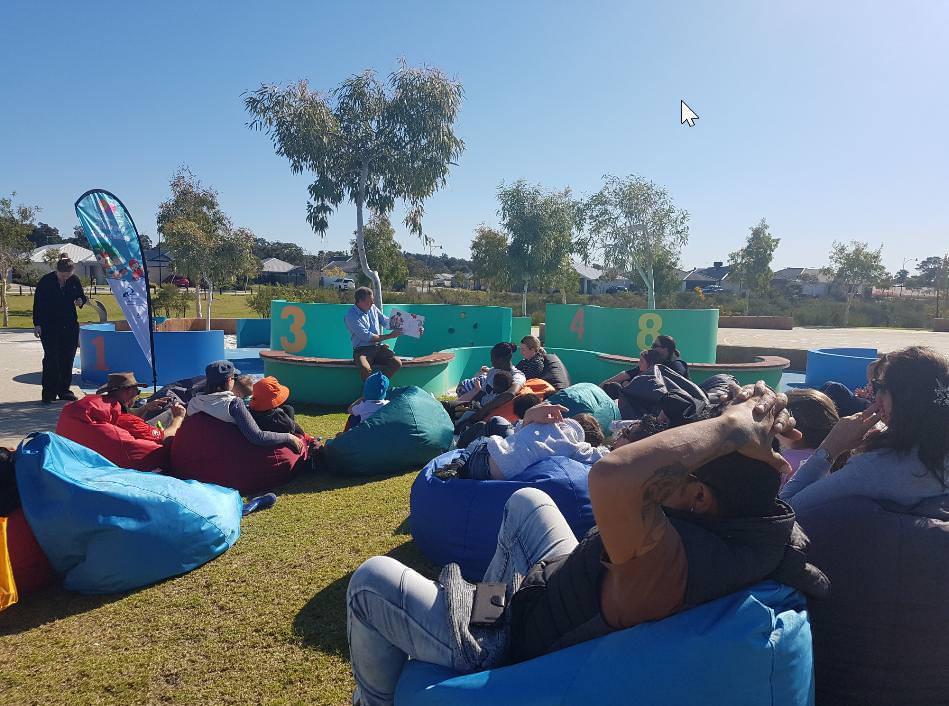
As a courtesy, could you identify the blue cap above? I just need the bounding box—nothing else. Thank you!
[363,372,390,401]
[206,359,241,387]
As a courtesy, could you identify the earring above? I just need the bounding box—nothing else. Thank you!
[689,504,695,513]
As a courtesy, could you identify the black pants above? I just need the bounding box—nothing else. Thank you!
[40,323,79,401]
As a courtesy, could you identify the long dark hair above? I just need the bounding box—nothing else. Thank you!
[864,346,949,485]
[654,335,680,360]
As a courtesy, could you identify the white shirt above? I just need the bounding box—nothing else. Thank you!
[484,418,609,480]
[351,399,389,421]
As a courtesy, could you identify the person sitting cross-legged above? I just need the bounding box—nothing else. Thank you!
[346,385,829,706]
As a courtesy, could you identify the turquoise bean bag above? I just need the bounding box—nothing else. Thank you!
[322,386,454,477]
[546,382,621,433]
[396,582,813,706]
[14,432,242,594]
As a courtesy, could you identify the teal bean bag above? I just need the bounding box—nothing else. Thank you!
[546,382,620,433]
[322,386,454,477]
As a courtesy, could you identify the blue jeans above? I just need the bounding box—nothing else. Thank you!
[347,488,579,706]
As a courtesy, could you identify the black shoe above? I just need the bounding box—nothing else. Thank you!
[59,391,78,401]
[41,397,54,405]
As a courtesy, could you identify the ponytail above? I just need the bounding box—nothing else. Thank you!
[56,254,75,273]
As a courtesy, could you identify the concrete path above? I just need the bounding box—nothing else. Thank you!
[0,329,86,448]
[718,327,949,356]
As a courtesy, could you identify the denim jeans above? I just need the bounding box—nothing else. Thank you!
[347,488,579,706]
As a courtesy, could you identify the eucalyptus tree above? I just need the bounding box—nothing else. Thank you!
[499,181,582,316]
[245,62,464,305]
[728,218,780,313]
[824,240,887,326]
[0,193,38,326]
[584,175,689,309]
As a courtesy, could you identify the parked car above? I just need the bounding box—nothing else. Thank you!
[162,274,191,288]
[334,277,355,291]
[701,284,725,294]
[605,285,629,294]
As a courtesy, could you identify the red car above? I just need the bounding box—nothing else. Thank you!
[162,274,191,288]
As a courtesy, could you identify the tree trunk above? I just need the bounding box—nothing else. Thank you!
[353,161,383,307]
[1,271,8,328]
[195,286,203,319]
[205,279,213,331]
[522,280,528,317]
[646,267,656,310]
[843,292,853,326]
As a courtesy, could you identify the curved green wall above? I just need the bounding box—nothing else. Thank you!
[269,301,514,358]
[544,305,719,363]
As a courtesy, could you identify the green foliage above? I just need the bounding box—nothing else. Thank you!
[27,222,61,248]
[152,284,192,318]
[350,212,408,291]
[41,247,63,269]
[252,237,307,265]
[0,193,39,326]
[499,180,582,315]
[469,225,511,292]
[825,240,888,325]
[247,285,344,318]
[728,218,779,296]
[584,174,689,308]
[245,61,465,305]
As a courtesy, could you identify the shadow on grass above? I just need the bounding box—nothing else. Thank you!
[292,541,437,656]
[0,584,127,636]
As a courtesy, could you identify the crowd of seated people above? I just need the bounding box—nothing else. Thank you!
[26,320,949,706]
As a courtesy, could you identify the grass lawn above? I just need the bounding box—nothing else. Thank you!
[0,406,436,705]
[1,292,258,329]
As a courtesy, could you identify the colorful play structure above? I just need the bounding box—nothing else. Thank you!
[78,300,883,405]
[257,302,791,405]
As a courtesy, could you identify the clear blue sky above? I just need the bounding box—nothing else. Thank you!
[3,1,947,273]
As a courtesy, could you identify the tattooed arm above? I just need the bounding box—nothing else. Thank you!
[589,390,795,565]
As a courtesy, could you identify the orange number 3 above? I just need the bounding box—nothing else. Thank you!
[280,306,308,354]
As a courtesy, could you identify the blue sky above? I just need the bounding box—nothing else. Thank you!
[2,1,947,273]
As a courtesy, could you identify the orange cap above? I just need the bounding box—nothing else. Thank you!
[249,376,290,411]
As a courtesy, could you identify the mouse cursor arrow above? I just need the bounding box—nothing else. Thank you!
[680,100,699,127]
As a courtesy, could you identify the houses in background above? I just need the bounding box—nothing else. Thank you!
[25,244,102,282]
[259,257,306,285]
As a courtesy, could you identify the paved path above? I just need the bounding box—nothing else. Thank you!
[718,327,949,355]
[0,329,86,448]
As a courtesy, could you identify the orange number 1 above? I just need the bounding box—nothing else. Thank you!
[90,335,108,371]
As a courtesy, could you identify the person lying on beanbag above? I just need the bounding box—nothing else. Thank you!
[439,403,608,481]
[187,361,302,453]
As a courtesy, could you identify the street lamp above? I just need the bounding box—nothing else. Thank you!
[898,256,917,297]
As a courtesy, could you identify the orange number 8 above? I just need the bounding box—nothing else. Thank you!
[280,306,308,353]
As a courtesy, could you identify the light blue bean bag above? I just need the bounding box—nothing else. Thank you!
[396,581,814,706]
[14,432,242,594]
[409,450,594,580]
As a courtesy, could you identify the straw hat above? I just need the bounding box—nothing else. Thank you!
[96,372,147,395]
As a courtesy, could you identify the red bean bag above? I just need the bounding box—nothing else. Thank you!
[168,412,306,495]
[56,395,171,471]
[5,507,55,595]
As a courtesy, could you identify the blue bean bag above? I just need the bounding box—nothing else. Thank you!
[547,382,621,433]
[322,386,454,477]
[14,432,242,594]
[409,450,594,580]
[396,581,813,706]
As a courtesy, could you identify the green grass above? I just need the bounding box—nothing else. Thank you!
[0,406,436,705]
[0,292,258,329]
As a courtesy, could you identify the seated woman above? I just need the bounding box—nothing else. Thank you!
[187,360,302,453]
[780,346,949,705]
[56,372,188,471]
[347,385,826,706]
[817,355,883,417]
[440,404,608,481]
[515,335,571,390]
[445,343,526,432]
[600,335,689,399]
[780,388,839,476]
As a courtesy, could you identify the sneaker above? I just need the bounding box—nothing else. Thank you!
[241,493,278,516]
[58,391,78,401]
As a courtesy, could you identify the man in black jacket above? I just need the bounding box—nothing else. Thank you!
[32,255,87,403]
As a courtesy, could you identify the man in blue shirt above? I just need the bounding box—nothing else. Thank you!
[344,287,405,381]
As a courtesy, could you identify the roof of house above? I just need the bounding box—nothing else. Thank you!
[322,257,359,273]
[142,247,174,263]
[684,264,732,282]
[27,243,94,263]
[773,267,832,283]
[261,257,303,274]
[572,262,603,281]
